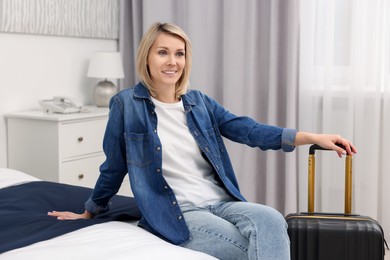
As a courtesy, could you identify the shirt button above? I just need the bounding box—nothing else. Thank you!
[164,185,169,190]
[205,147,210,152]
[151,111,155,114]
[156,146,161,151]
[153,129,157,133]
[156,168,161,173]
[178,215,182,220]
[172,201,177,205]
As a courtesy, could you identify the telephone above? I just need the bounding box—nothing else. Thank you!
[39,96,81,114]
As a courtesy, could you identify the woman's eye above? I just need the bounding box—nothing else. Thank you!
[158,50,167,56]
[176,52,185,57]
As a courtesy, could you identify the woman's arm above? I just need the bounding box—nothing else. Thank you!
[48,96,128,221]
[294,132,357,157]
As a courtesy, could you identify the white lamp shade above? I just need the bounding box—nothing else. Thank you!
[87,52,125,79]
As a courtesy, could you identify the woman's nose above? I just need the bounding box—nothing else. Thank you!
[166,55,176,66]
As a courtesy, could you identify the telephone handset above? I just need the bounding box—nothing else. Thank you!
[39,96,81,114]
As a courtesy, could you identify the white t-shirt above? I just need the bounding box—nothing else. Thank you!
[151,97,232,208]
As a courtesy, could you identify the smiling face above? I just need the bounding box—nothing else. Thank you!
[147,32,186,93]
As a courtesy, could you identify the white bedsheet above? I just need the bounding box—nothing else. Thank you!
[0,168,217,260]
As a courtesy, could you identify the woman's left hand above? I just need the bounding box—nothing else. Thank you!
[294,132,357,158]
[313,134,357,157]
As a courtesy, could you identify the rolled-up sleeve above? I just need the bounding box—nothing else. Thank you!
[85,197,111,215]
[281,128,297,152]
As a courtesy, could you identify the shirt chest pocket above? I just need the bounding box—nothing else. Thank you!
[205,126,224,157]
[124,132,154,168]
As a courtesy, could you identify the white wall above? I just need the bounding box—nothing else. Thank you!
[0,32,118,167]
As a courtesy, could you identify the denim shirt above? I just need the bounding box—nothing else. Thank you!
[85,82,297,245]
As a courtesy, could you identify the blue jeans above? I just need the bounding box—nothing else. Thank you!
[179,201,290,260]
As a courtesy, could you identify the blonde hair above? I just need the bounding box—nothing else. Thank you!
[136,22,192,98]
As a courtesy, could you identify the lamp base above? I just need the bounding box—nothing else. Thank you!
[93,80,118,107]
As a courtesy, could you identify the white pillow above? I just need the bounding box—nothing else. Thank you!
[0,168,40,189]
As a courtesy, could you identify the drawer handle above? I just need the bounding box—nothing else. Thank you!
[78,174,84,179]
[78,137,84,142]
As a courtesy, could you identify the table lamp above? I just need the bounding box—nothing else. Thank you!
[87,52,125,107]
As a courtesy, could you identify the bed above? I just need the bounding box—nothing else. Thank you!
[0,168,217,260]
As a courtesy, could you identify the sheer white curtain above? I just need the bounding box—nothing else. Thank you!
[299,0,390,240]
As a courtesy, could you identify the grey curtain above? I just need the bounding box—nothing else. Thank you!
[118,0,142,89]
[118,0,300,215]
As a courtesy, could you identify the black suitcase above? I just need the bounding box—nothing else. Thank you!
[286,144,386,260]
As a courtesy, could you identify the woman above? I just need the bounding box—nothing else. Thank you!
[49,22,356,260]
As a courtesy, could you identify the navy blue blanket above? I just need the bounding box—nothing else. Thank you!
[0,181,141,254]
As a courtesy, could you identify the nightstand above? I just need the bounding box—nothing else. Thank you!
[5,107,132,196]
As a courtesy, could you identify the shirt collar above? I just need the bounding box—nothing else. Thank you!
[133,82,151,99]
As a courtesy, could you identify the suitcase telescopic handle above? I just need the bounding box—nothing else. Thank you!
[309,144,337,154]
[308,144,353,215]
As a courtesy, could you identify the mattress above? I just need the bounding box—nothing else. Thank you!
[0,168,217,260]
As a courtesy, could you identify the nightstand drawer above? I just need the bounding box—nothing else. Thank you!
[60,154,105,188]
[60,118,107,158]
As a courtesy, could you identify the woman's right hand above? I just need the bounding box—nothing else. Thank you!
[47,210,94,220]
